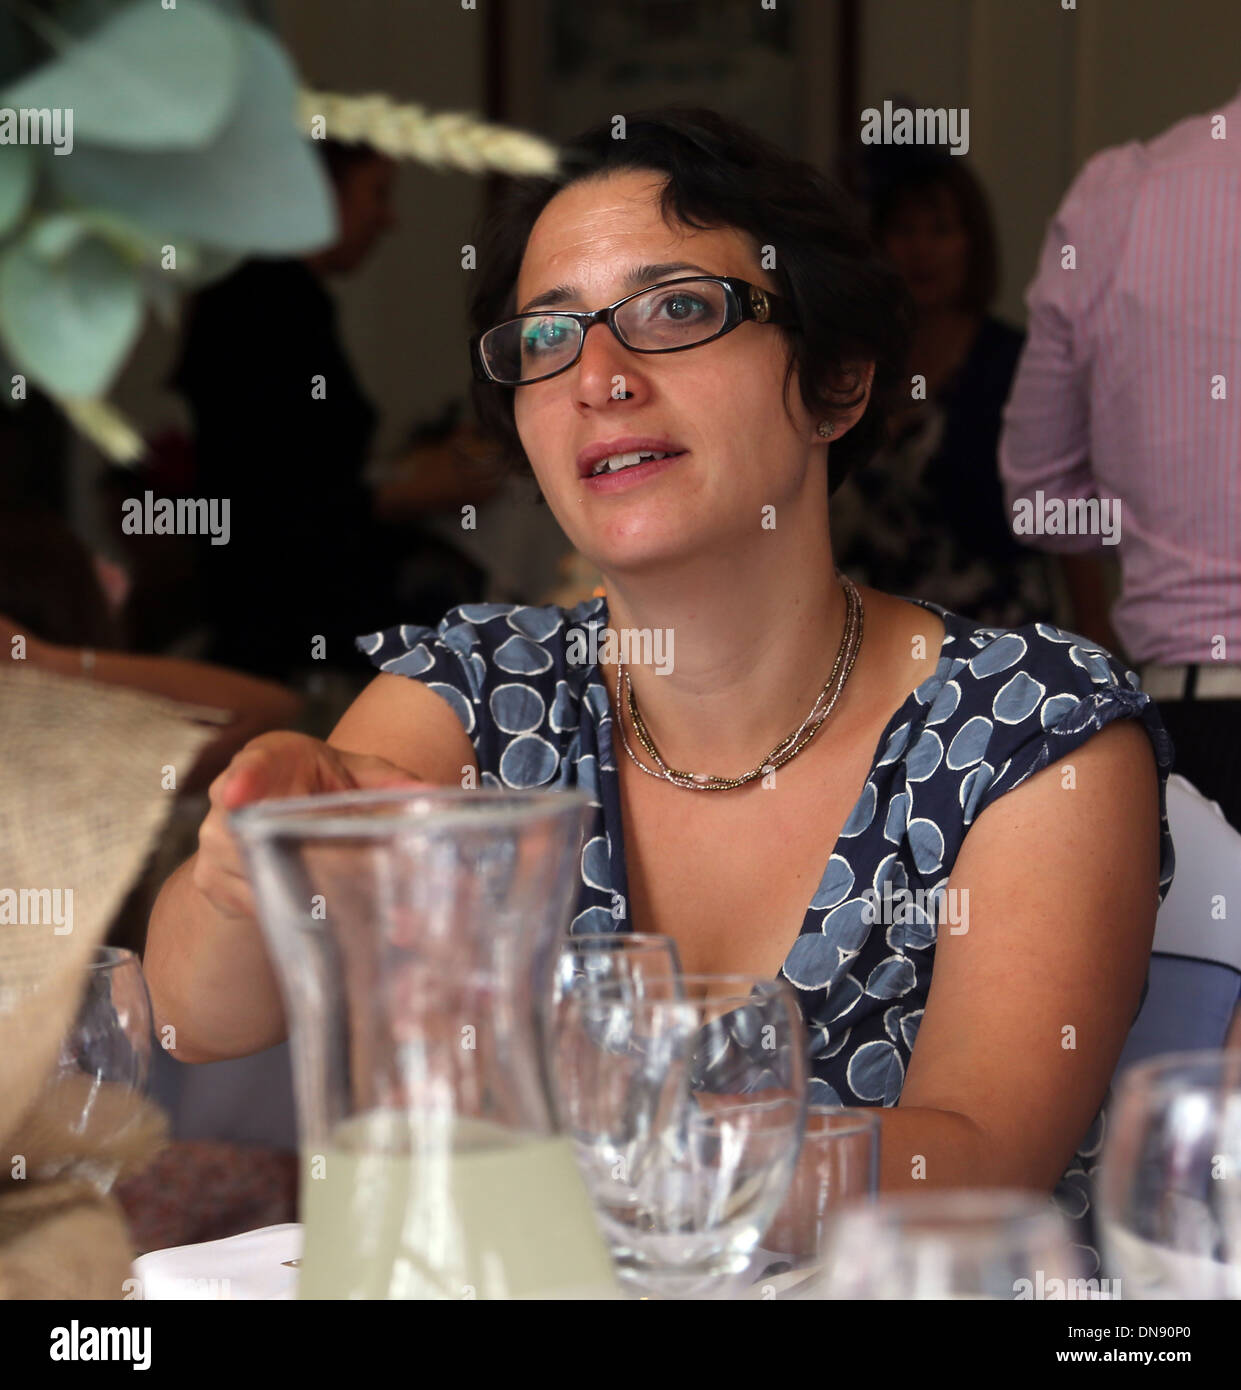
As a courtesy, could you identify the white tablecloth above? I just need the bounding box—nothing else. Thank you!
[132,1224,303,1300]
[130,1225,813,1300]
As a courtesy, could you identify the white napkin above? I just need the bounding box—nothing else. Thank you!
[131,1223,303,1300]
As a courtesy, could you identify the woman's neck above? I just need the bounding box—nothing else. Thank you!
[596,532,849,775]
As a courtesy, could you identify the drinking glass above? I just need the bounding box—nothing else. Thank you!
[816,1189,1087,1299]
[551,932,682,1015]
[553,972,807,1299]
[760,1105,881,1291]
[1097,1048,1241,1299]
[38,946,155,1192]
[233,786,619,1300]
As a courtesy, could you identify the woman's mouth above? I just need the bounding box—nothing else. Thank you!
[583,450,688,491]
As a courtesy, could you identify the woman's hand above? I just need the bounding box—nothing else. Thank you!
[192,730,427,921]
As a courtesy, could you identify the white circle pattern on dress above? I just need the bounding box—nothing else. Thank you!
[358,593,1176,1278]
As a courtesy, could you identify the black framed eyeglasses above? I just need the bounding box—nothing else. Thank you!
[469,275,799,386]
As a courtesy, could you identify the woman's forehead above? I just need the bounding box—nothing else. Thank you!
[517,183,754,300]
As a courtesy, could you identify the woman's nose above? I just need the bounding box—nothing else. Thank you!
[574,321,641,403]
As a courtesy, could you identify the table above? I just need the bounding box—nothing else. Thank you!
[130,1225,822,1300]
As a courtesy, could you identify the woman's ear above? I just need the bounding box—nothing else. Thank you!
[848,361,877,403]
[817,361,877,443]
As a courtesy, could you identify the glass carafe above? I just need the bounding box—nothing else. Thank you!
[231,786,617,1300]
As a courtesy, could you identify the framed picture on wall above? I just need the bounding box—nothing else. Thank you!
[495,0,840,170]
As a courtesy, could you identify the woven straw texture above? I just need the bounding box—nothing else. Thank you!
[0,664,214,1297]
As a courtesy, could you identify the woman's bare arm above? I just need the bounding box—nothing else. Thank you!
[144,675,478,1062]
[879,718,1160,1191]
[2,613,303,793]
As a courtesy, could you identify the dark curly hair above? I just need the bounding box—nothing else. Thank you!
[467,106,912,497]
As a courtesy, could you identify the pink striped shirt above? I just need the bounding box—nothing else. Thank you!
[999,87,1241,665]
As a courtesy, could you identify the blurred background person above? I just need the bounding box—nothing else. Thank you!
[169,138,500,691]
[1000,81,1241,830]
[832,142,1055,629]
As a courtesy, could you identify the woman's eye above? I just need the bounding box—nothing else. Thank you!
[523,319,570,353]
[663,294,705,318]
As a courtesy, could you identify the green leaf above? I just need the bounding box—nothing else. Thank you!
[1,0,241,150]
[0,230,142,397]
[46,21,335,253]
[0,145,34,237]
[26,212,87,259]
[28,208,183,267]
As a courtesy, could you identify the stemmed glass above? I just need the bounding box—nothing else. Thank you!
[553,972,807,1299]
[815,1189,1087,1299]
[550,931,682,1017]
[1097,1048,1241,1298]
[37,946,156,1193]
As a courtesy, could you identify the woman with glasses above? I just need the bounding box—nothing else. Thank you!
[146,108,1174,1276]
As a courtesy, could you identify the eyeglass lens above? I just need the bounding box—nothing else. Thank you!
[482,279,731,383]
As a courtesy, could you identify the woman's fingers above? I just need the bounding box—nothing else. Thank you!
[199,734,335,919]
[195,734,429,922]
[336,749,429,792]
[208,732,319,810]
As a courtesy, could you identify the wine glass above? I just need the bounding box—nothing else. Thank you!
[815,1189,1087,1299]
[544,935,683,1151]
[1097,1048,1241,1299]
[38,946,156,1192]
[550,931,682,1025]
[553,972,807,1299]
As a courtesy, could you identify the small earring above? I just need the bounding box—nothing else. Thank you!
[817,420,835,439]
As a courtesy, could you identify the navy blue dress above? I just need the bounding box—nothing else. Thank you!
[358,596,1176,1274]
